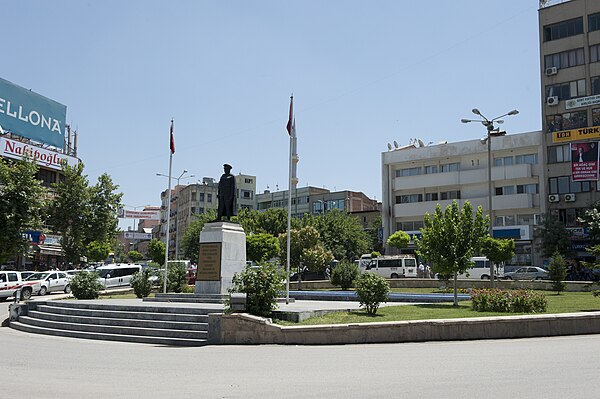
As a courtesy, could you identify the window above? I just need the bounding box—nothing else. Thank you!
[546,111,588,133]
[590,12,600,32]
[546,79,586,100]
[517,214,536,225]
[517,184,538,194]
[549,176,591,194]
[593,76,600,95]
[396,194,423,204]
[594,108,600,126]
[592,44,600,63]
[424,165,438,174]
[191,192,197,201]
[425,192,438,202]
[36,169,57,187]
[199,193,205,202]
[244,178,253,184]
[440,190,460,200]
[241,189,253,199]
[496,186,515,195]
[515,154,538,165]
[396,167,422,177]
[440,162,460,172]
[544,48,585,69]
[494,156,513,166]
[401,221,423,231]
[207,194,212,203]
[494,215,515,226]
[548,144,572,163]
[543,18,583,42]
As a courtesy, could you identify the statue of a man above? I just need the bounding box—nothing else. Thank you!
[216,163,236,221]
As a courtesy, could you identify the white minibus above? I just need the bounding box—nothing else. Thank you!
[456,257,504,280]
[95,264,143,288]
[361,255,418,278]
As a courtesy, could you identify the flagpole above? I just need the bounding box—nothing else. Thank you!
[286,95,294,304]
[163,119,174,293]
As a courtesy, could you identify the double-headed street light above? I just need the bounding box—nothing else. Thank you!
[462,108,519,287]
[156,170,195,260]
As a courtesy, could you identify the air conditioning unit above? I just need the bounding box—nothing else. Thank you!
[548,194,560,203]
[545,66,558,76]
[564,193,576,202]
[547,96,559,106]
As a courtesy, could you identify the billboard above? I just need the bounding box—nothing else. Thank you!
[571,142,599,181]
[118,208,161,220]
[0,136,78,170]
[0,77,66,149]
[553,126,600,143]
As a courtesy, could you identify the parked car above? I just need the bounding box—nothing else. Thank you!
[504,267,549,281]
[290,269,330,281]
[23,271,71,295]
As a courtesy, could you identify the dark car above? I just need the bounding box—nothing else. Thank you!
[290,269,330,281]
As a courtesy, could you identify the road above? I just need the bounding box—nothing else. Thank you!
[0,319,598,398]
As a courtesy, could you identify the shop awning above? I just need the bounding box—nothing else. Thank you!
[33,245,63,256]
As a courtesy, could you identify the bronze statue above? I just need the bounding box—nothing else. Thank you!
[216,163,237,221]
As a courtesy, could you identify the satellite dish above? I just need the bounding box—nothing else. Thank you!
[393,141,399,148]
[418,139,425,147]
[387,143,392,150]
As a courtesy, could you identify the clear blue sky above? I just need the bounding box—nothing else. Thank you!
[4,1,541,218]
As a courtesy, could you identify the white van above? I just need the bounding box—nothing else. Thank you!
[457,257,504,280]
[95,264,142,288]
[361,255,418,278]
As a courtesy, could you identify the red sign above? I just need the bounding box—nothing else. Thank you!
[571,142,599,181]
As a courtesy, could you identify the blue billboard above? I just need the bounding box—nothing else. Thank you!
[0,77,66,149]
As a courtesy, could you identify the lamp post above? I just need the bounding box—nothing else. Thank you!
[461,108,519,287]
[156,170,195,260]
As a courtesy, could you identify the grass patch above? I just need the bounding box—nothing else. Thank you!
[277,291,600,326]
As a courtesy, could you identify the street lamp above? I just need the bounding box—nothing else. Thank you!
[461,108,518,287]
[156,170,195,260]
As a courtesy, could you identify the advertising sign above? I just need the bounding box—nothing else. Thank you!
[571,142,599,181]
[197,242,222,281]
[123,232,153,240]
[117,208,161,220]
[565,94,600,110]
[0,77,66,149]
[553,126,600,143]
[0,136,78,170]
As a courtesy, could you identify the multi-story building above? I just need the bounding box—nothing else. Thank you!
[255,186,379,218]
[382,132,545,266]
[540,0,600,260]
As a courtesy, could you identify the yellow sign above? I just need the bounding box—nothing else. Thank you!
[553,126,600,143]
[197,242,222,281]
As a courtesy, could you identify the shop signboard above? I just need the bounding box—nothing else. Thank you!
[0,77,66,148]
[1,136,78,170]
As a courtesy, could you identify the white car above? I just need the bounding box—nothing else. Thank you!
[24,271,72,295]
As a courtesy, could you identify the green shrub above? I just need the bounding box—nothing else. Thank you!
[130,269,153,298]
[330,260,360,290]
[471,289,547,313]
[548,252,567,294]
[354,272,390,315]
[228,263,286,317]
[167,261,188,293]
[70,271,104,300]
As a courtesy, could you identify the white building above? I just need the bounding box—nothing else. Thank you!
[381,131,545,267]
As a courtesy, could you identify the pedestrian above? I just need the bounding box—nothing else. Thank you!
[418,262,425,278]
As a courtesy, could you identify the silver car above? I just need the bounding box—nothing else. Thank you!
[504,267,548,281]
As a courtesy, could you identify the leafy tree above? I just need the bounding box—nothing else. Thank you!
[415,200,488,306]
[86,240,112,263]
[48,163,90,264]
[181,209,217,263]
[354,273,390,315]
[228,262,286,317]
[535,214,571,258]
[580,203,600,243]
[547,252,567,294]
[301,246,334,273]
[387,230,410,253]
[246,233,280,263]
[127,250,144,263]
[278,225,332,273]
[86,173,122,244]
[148,239,166,266]
[480,237,515,278]
[0,157,46,263]
[330,260,360,290]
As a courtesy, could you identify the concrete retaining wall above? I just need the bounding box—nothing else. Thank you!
[210,311,600,345]
[292,279,597,292]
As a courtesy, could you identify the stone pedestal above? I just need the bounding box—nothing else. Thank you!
[195,222,246,295]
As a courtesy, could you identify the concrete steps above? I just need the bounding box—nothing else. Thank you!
[144,293,228,304]
[9,301,214,346]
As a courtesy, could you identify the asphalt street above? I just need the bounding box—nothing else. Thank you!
[0,321,599,398]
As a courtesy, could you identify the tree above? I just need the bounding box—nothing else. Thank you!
[246,233,280,263]
[236,207,292,236]
[148,239,166,266]
[86,240,112,263]
[228,262,286,317]
[86,173,122,244]
[536,214,572,258]
[415,200,488,306]
[387,230,410,253]
[0,157,46,263]
[180,209,217,263]
[547,252,567,294]
[480,236,515,276]
[48,163,90,264]
[354,273,390,315]
[127,250,144,263]
[278,225,332,273]
[330,260,360,290]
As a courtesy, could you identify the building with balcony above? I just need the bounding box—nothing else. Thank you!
[382,131,545,267]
